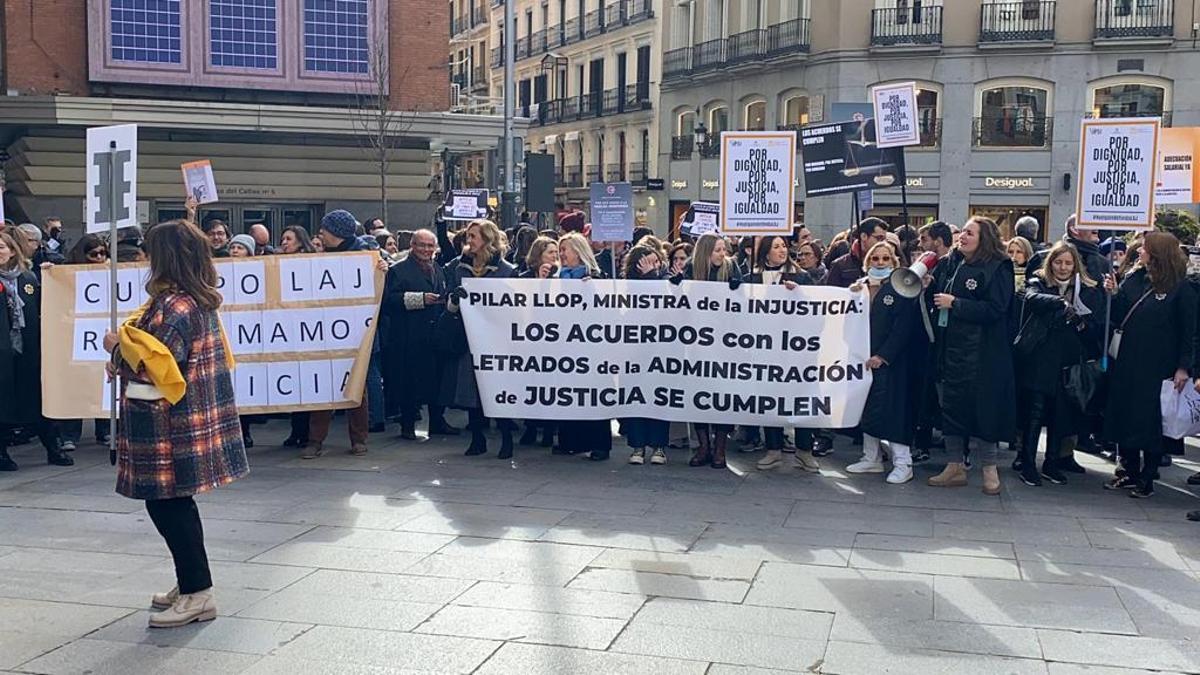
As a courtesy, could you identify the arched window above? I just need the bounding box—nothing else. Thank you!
[708,106,729,133]
[677,109,697,135]
[1090,76,1171,123]
[743,100,766,131]
[781,94,809,127]
[974,78,1051,148]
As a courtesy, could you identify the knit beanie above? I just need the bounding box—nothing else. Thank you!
[321,209,359,241]
[229,234,256,256]
[558,210,586,234]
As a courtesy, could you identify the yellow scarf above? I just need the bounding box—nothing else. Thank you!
[118,298,235,405]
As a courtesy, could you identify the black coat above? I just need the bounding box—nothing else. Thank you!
[0,270,44,425]
[743,262,813,287]
[440,254,516,410]
[826,246,864,288]
[1103,268,1197,451]
[930,251,1017,443]
[1027,236,1112,282]
[861,280,923,444]
[1015,274,1104,395]
[382,256,447,411]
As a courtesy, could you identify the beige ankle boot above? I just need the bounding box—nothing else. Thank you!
[982,465,1001,495]
[150,585,179,610]
[148,588,216,628]
[927,462,968,487]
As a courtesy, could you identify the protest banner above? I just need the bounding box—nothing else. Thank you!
[681,201,720,236]
[181,159,219,204]
[871,82,921,148]
[40,252,383,419]
[719,131,796,235]
[1155,127,1200,205]
[1077,117,1159,230]
[589,182,635,242]
[801,120,904,198]
[443,188,490,221]
[459,278,873,427]
[85,124,138,235]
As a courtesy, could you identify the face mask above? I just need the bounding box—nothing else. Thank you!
[867,266,891,282]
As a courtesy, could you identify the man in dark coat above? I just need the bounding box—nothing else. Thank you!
[382,229,458,440]
[1027,215,1111,281]
[827,218,888,288]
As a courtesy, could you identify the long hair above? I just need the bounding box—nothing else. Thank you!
[1036,241,1097,287]
[0,231,29,272]
[143,220,222,310]
[466,219,507,275]
[558,232,601,275]
[1006,236,1034,266]
[525,236,557,270]
[754,235,799,274]
[67,234,107,264]
[282,225,315,253]
[1142,230,1187,293]
[623,244,661,279]
[964,216,1007,264]
[512,225,538,265]
[692,233,732,282]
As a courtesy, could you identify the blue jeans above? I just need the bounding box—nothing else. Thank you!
[60,419,110,445]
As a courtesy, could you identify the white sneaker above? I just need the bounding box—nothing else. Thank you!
[649,448,667,465]
[757,449,783,470]
[629,448,645,465]
[887,465,914,484]
[59,440,76,452]
[148,589,216,628]
[846,459,887,474]
[793,450,821,473]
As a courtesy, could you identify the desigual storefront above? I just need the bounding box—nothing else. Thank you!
[968,174,1053,242]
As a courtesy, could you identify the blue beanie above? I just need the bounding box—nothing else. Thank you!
[320,209,358,241]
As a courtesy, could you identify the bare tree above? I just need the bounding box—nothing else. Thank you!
[350,36,414,223]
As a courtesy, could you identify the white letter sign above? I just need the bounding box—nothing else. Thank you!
[1077,117,1160,230]
[719,131,796,235]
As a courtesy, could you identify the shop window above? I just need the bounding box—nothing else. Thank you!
[975,85,1049,148]
[1092,82,1166,120]
[782,95,809,127]
[743,101,766,131]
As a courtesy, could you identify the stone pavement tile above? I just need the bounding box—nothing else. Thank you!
[530,482,666,503]
[1012,543,1191,571]
[17,639,260,675]
[281,568,473,604]
[391,502,570,540]
[644,493,797,528]
[392,485,541,508]
[513,492,655,515]
[849,549,1022,580]
[241,655,450,674]
[1017,560,1198,593]
[828,614,1042,660]
[257,502,429,531]
[401,553,591,586]
[1075,517,1198,538]
[689,522,855,567]
[246,542,428,573]
[436,536,605,567]
[1046,664,1187,675]
[854,533,1016,560]
[568,568,750,602]
[452,581,647,619]
[0,491,144,513]
[820,641,1048,675]
[785,498,936,537]
[537,512,709,553]
[1114,586,1200,639]
[631,597,833,640]
[702,522,857,548]
[270,624,499,672]
[611,619,825,671]
[0,598,133,669]
[0,631,81,670]
[931,512,1092,547]
[235,584,442,632]
[88,611,311,655]
[862,481,1007,513]
[414,604,627,649]
[474,642,708,675]
[744,562,934,619]
[1037,629,1200,672]
[932,577,1137,633]
[587,549,763,580]
[705,666,798,675]
[286,525,455,553]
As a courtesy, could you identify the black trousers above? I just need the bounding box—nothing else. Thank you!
[289,411,310,441]
[401,404,446,428]
[0,420,59,453]
[145,496,212,595]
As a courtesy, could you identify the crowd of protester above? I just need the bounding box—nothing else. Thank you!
[2,204,1200,522]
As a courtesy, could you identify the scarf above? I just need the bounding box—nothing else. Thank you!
[118,297,235,405]
[0,267,26,354]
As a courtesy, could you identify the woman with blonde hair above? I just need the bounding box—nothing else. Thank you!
[443,219,518,458]
[1012,241,1104,487]
[555,231,612,459]
[1007,236,1035,291]
[557,232,602,279]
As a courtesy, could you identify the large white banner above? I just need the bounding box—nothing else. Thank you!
[459,279,872,427]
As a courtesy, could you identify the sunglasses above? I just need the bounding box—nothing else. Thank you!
[86,248,107,259]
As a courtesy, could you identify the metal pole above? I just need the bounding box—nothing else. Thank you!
[1101,248,1115,372]
[898,149,910,227]
[501,0,517,229]
[107,141,119,465]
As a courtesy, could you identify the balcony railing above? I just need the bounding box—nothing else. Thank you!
[498,0,655,64]
[629,162,647,184]
[973,115,1052,148]
[451,72,468,88]
[871,6,943,46]
[980,1,1056,42]
[567,168,582,186]
[1090,110,1173,127]
[515,35,530,59]
[664,47,693,79]
[563,17,580,44]
[693,38,727,72]
[532,83,650,126]
[699,133,722,159]
[584,9,605,37]
[672,134,694,160]
[587,165,603,184]
[1095,0,1173,38]
[916,116,943,147]
[728,29,766,64]
[472,66,487,86]
[606,163,625,182]
[531,29,546,53]
[767,17,811,55]
[490,45,504,67]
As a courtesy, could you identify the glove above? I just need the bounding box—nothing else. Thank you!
[668,274,684,286]
[728,277,742,291]
[451,286,468,300]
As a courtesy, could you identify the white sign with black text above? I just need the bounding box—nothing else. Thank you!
[718,131,796,235]
[85,124,139,234]
[871,82,921,149]
[1077,117,1160,230]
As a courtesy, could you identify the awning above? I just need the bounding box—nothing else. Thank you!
[563,130,581,142]
[542,133,558,145]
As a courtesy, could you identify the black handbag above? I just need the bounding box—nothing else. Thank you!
[1012,303,1049,357]
[1063,360,1103,413]
[433,309,469,357]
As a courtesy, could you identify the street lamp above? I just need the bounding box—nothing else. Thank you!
[541,52,568,100]
[693,118,708,202]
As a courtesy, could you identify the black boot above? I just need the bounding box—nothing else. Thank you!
[399,424,418,441]
[498,429,514,460]
[0,448,17,472]
[1041,458,1068,485]
[47,447,74,467]
[428,419,460,436]
[1018,421,1042,487]
[540,427,556,448]
[465,430,487,456]
[519,424,538,446]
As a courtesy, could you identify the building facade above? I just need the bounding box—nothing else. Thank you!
[0,0,509,236]
[485,0,661,215]
[658,0,1196,240]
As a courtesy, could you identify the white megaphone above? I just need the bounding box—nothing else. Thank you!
[890,251,940,299]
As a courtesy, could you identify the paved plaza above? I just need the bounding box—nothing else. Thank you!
[1,416,1199,674]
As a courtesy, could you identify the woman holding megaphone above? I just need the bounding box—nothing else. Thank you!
[845,241,924,484]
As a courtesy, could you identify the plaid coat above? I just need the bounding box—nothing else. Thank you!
[116,292,248,500]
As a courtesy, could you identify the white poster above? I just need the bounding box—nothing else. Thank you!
[459,278,872,427]
[871,82,921,148]
[181,159,219,204]
[1077,117,1160,230]
[85,124,138,234]
[719,131,796,235]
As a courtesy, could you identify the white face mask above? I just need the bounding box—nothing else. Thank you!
[867,266,892,282]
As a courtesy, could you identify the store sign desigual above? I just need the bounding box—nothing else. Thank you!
[671,180,688,190]
[979,176,1041,190]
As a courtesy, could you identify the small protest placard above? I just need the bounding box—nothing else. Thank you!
[683,201,720,236]
[871,82,921,148]
[85,124,138,234]
[1155,127,1200,205]
[589,182,634,242]
[181,159,219,204]
[719,131,795,235]
[1077,117,1160,230]
[443,189,490,221]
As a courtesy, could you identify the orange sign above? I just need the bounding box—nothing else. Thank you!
[1156,127,1200,205]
